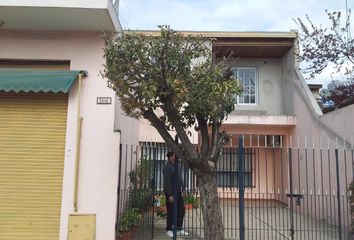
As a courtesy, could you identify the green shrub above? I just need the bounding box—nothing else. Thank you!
[118,208,142,232]
[127,158,154,212]
[129,158,153,189]
[128,188,153,212]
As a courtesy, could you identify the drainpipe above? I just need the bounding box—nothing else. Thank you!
[74,73,84,212]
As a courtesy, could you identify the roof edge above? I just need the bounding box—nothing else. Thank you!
[124,30,298,39]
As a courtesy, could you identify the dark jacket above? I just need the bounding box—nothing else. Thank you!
[163,161,184,197]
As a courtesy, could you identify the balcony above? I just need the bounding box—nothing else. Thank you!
[0,0,121,31]
[223,115,296,126]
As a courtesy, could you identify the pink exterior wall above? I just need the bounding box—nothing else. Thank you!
[216,125,292,201]
[0,30,138,240]
[291,69,352,226]
[320,104,354,144]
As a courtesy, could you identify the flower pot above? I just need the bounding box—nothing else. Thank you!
[118,229,135,240]
[184,203,193,210]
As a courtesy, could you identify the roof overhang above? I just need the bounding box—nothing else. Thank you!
[128,30,297,58]
[0,1,121,32]
[213,35,295,58]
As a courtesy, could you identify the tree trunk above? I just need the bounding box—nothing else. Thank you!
[198,172,224,240]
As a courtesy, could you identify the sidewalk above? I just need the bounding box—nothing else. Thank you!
[152,216,199,240]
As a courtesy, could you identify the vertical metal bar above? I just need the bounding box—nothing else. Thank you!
[239,137,245,240]
[327,148,332,239]
[245,148,248,239]
[256,146,260,240]
[350,148,354,240]
[265,145,269,240]
[304,147,310,240]
[319,148,325,240]
[123,145,128,207]
[225,147,228,235]
[151,143,157,239]
[288,148,294,240]
[343,149,349,231]
[272,147,276,237]
[312,147,318,240]
[296,148,301,239]
[280,147,285,237]
[335,149,343,240]
[229,148,232,237]
[251,148,255,240]
[115,144,123,239]
[173,135,178,240]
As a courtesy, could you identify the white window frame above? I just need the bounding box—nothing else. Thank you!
[233,67,258,106]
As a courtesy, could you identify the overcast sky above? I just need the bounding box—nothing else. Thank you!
[119,0,353,85]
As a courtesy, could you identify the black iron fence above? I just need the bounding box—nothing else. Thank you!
[116,137,353,240]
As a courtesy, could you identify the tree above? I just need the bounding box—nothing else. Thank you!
[295,10,354,79]
[102,26,241,240]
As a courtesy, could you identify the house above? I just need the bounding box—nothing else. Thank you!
[135,30,353,238]
[136,29,352,188]
[137,30,298,194]
[0,1,139,240]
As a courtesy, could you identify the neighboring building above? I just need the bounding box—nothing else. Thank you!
[308,83,322,101]
[0,1,138,240]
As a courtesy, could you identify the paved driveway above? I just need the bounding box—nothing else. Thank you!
[153,203,350,240]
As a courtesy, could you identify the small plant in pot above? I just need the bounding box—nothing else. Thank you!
[155,194,167,218]
[117,208,142,240]
[184,193,200,209]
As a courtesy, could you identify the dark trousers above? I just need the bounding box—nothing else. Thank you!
[165,192,185,231]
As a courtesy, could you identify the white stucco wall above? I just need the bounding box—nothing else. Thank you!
[230,58,285,115]
[114,96,139,145]
[0,30,138,240]
[138,116,199,144]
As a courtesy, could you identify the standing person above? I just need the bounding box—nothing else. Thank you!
[163,151,189,238]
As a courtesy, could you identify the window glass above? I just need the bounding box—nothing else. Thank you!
[235,68,257,104]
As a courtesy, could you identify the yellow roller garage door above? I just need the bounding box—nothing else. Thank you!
[0,92,68,240]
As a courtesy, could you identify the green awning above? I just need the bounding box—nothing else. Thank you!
[0,69,83,93]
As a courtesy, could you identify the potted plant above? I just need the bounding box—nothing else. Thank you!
[184,193,200,210]
[117,208,142,240]
[155,194,167,218]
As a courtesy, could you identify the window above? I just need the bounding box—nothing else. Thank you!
[233,67,257,105]
[216,148,253,188]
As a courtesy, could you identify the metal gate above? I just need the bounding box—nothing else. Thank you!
[116,137,353,240]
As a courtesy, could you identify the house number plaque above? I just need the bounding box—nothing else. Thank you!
[96,97,112,105]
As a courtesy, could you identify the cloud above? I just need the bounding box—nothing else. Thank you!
[119,0,353,85]
[120,0,350,31]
